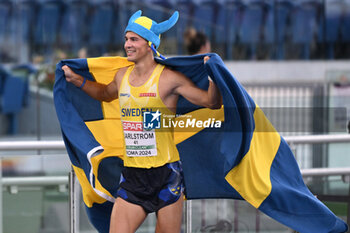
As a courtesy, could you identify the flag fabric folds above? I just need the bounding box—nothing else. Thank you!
[54,54,348,233]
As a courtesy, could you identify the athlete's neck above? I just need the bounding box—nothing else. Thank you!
[133,58,158,79]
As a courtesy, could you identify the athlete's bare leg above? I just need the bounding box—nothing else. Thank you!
[109,197,147,233]
[155,193,184,233]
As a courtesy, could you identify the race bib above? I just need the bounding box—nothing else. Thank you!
[122,121,157,157]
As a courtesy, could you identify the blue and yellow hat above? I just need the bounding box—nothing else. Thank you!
[124,10,179,59]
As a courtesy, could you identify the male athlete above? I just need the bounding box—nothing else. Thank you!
[62,10,222,233]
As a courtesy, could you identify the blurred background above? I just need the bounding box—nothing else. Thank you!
[0,0,350,232]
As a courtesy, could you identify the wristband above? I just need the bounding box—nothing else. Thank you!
[79,77,87,89]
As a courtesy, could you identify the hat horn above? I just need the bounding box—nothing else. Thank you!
[128,10,142,25]
[153,11,179,34]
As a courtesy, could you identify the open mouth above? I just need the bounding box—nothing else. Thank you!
[126,49,135,56]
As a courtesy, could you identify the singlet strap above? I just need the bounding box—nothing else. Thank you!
[123,65,135,82]
[152,64,165,84]
[119,65,134,92]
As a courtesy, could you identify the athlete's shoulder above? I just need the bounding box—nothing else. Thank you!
[162,66,187,81]
[116,66,130,76]
[114,66,130,81]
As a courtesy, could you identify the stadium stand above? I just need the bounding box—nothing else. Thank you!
[142,0,174,23]
[34,0,64,46]
[114,0,140,49]
[274,0,294,59]
[59,0,90,54]
[239,0,267,59]
[216,0,245,59]
[290,0,322,59]
[318,0,343,59]
[261,0,275,59]
[340,0,350,44]
[11,0,38,63]
[192,0,217,45]
[0,0,12,61]
[0,0,12,41]
[175,0,194,54]
[0,0,349,61]
[88,0,115,56]
[13,0,37,44]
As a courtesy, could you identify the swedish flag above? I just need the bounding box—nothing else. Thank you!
[54,54,348,233]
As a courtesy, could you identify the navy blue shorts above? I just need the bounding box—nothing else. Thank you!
[116,161,184,213]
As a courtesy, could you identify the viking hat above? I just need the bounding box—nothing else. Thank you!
[124,10,179,51]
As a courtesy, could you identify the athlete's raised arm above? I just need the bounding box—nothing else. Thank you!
[172,56,222,109]
[62,65,119,102]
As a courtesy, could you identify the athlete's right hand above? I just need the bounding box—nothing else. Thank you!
[62,65,83,87]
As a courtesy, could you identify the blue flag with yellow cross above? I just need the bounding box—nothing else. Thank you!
[53,54,348,233]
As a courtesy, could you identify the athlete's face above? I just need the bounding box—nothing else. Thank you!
[124,32,150,62]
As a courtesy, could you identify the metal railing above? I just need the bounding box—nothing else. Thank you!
[285,134,350,144]
[0,134,350,233]
[0,140,68,233]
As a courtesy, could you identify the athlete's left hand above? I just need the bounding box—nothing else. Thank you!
[204,56,210,64]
